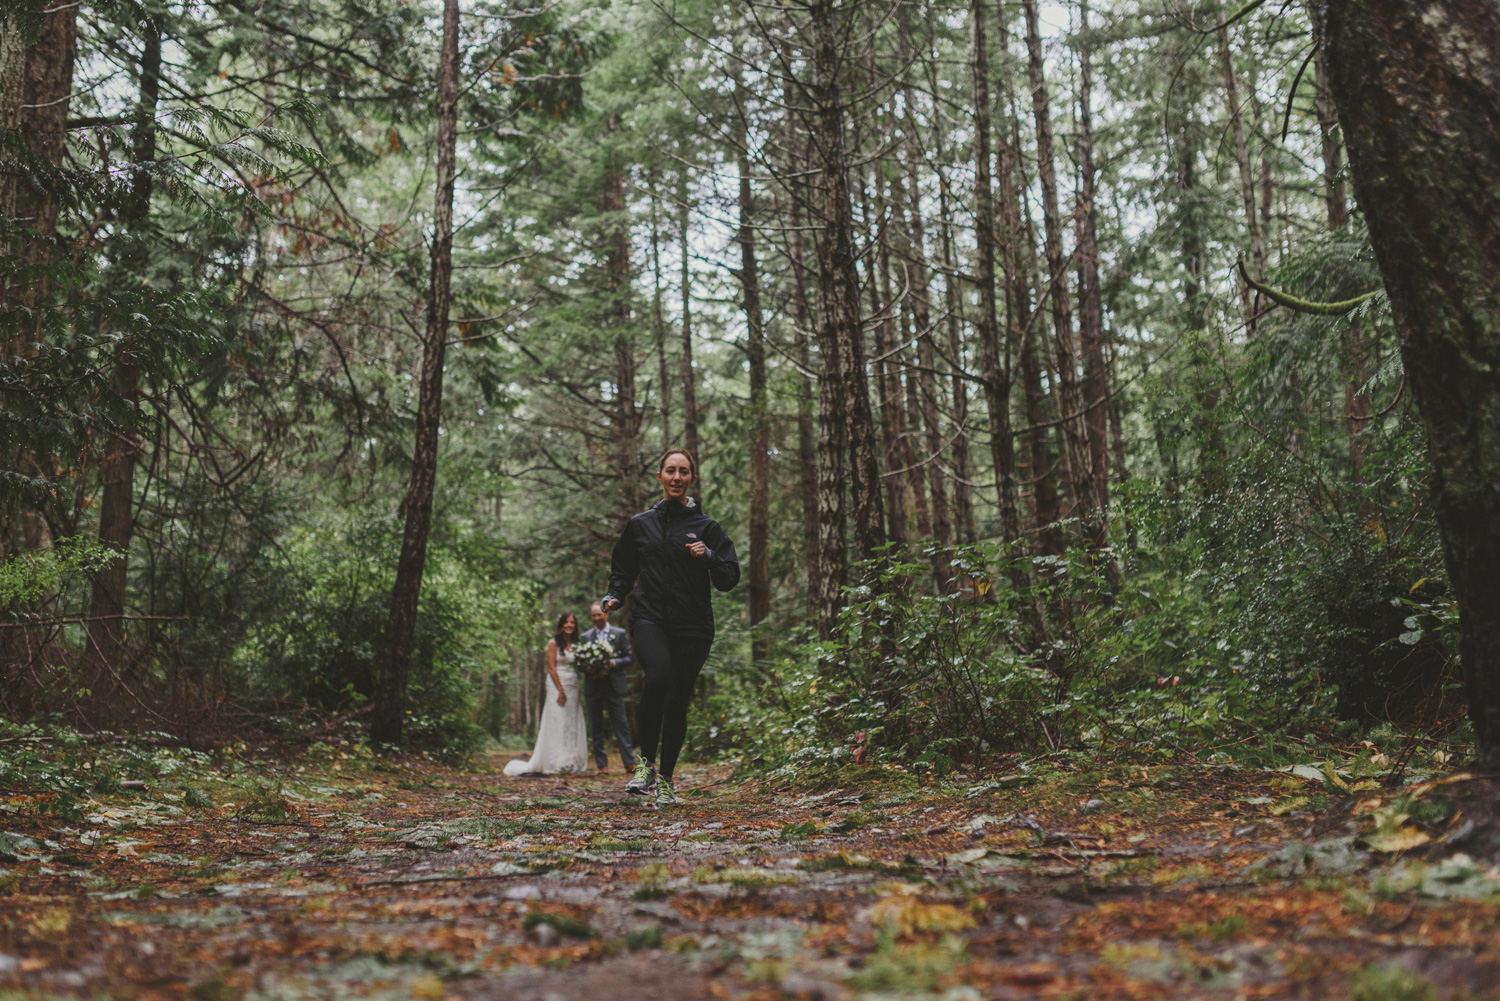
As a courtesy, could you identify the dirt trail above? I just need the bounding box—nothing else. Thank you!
[1,751,1497,999]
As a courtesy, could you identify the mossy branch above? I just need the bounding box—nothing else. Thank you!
[1237,259,1381,316]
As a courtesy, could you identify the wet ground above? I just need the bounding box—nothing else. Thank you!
[1,750,1498,999]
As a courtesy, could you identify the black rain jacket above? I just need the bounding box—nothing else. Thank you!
[603,497,740,638]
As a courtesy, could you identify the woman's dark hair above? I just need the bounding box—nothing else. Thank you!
[553,612,577,651]
[657,447,696,477]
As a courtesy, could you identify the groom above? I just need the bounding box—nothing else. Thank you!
[582,601,636,772]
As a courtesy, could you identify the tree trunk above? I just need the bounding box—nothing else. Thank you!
[785,114,824,626]
[0,4,74,563]
[913,23,976,545]
[605,114,641,520]
[1018,316,1064,556]
[895,160,954,580]
[735,102,771,661]
[931,160,976,545]
[11,2,74,251]
[892,13,946,563]
[996,55,1064,557]
[1075,0,1111,520]
[1022,0,1097,537]
[1313,49,1349,232]
[649,179,673,451]
[677,162,700,466]
[372,0,460,748]
[865,173,909,545]
[88,13,159,672]
[1217,25,1266,284]
[1319,0,1500,768]
[809,0,885,567]
[902,337,932,538]
[1313,47,1369,479]
[969,0,1021,549]
[0,18,25,223]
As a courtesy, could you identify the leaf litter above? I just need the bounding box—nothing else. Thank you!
[0,747,1498,999]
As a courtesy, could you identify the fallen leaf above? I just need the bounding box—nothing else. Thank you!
[1364,828,1431,853]
[1004,962,1057,985]
[410,974,445,999]
[869,891,976,936]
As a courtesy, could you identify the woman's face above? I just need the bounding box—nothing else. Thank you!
[657,453,694,501]
[562,615,576,635]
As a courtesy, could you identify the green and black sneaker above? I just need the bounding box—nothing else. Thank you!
[626,761,657,796]
[654,777,678,806]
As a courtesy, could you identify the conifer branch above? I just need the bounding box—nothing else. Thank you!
[1237,258,1380,316]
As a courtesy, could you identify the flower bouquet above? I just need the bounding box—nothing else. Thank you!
[572,639,615,680]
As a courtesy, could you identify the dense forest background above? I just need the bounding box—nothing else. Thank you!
[0,0,1470,773]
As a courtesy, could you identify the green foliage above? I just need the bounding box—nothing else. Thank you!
[720,424,1446,776]
[232,514,541,760]
[624,926,662,950]
[1348,963,1437,1001]
[523,910,595,939]
[0,537,117,607]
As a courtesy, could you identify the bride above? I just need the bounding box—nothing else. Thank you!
[503,612,588,775]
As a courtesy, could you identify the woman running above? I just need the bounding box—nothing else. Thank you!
[600,448,740,805]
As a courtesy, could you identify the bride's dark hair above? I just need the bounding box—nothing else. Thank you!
[552,612,577,651]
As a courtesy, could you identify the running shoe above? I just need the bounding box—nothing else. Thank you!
[654,777,678,806]
[626,761,656,795]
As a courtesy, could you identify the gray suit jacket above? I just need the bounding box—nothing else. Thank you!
[582,624,631,695]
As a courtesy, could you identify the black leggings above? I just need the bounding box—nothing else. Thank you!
[633,620,712,779]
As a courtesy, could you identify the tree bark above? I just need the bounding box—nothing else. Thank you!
[0,4,74,563]
[931,157,976,545]
[0,17,25,223]
[893,158,953,579]
[1312,49,1349,232]
[784,104,824,626]
[604,113,641,520]
[969,0,1021,549]
[889,12,950,565]
[809,0,885,568]
[88,13,159,672]
[1022,0,1098,537]
[912,20,976,545]
[735,99,771,661]
[1217,25,1266,285]
[865,172,909,545]
[373,0,460,748]
[649,178,672,451]
[1312,46,1369,479]
[677,162,700,466]
[902,350,932,537]
[1075,0,1111,520]
[1319,0,1500,767]
[9,3,74,250]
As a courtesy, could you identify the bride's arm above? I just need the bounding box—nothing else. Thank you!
[546,640,566,706]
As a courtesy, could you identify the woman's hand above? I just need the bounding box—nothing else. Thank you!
[686,541,708,559]
[556,690,567,707]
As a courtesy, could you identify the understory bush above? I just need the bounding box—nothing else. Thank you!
[710,442,1456,779]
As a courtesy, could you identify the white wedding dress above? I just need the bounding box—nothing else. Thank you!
[503,642,588,775]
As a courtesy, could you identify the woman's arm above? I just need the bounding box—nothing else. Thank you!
[601,518,640,612]
[546,640,566,706]
[703,520,741,592]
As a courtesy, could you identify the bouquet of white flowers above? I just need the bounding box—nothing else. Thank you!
[572,639,614,680]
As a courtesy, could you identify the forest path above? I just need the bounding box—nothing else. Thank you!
[2,750,1497,1000]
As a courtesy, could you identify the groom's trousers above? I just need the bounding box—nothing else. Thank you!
[585,676,636,770]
